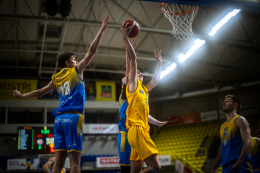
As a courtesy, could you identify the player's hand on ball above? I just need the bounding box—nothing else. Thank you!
[157,121,167,127]
[154,49,162,64]
[12,90,21,98]
[120,22,131,38]
[101,14,109,32]
[121,41,137,49]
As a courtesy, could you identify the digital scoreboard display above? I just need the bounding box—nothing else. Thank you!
[18,126,55,153]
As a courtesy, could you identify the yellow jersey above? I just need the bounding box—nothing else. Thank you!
[126,79,150,131]
[250,137,260,171]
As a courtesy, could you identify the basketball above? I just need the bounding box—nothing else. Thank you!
[124,20,140,38]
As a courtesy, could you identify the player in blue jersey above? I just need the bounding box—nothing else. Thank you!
[12,15,110,173]
[118,42,167,173]
[211,95,252,173]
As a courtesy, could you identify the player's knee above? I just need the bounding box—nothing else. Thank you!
[70,164,80,171]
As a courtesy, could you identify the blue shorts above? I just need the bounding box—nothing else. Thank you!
[54,113,83,153]
[117,131,131,166]
[223,160,252,173]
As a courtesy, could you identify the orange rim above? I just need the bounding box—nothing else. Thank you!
[161,3,199,15]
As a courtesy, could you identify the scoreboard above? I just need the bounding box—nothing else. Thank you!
[18,126,55,153]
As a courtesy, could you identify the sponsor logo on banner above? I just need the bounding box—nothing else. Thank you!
[183,113,200,124]
[89,124,118,134]
[96,157,120,168]
[158,155,171,166]
[8,159,27,170]
[200,111,218,121]
[0,79,37,99]
[166,116,182,126]
[96,81,116,101]
[175,160,184,173]
[144,155,171,167]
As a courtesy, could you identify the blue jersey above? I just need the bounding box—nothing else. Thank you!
[52,67,85,117]
[250,137,260,172]
[220,115,252,171]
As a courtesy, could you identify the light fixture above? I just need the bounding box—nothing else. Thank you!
[160,63,177,79]
[209,9,241,36]
[179,39,206,63]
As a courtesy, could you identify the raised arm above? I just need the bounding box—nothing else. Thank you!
[145,49,162,92]
[77,15,109,75]
[120,23,137,93]
[148,115,167,127]
[121,41,136,85]
[12,81,54,99]
[230,117,251,173]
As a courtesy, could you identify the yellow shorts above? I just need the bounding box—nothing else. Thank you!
[128,126,159,161]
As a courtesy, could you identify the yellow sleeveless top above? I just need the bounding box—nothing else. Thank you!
[126,79,150,131]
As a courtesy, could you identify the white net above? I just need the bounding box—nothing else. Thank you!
[161,3,199,40]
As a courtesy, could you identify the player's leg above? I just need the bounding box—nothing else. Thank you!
[69,151,81,173]
[53,114,67,173]
[131,160,143,173]
[141,154,161,173]
[65,113,83,173]
[52,151,67,173]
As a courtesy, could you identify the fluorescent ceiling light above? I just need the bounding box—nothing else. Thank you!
[209,9,241,36]
[179,39,206,63]
[160,63,177,79]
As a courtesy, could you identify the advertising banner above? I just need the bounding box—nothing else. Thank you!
[158,155,171,166]
[89,124,118,134]
[96,157,120,168]
[183,113,200,124]
[7,159,27,170]
[0,79,37,99]
[95,81,116,101]
[175,159,184,173]
[166,116,182,126]
[200,110,218,121]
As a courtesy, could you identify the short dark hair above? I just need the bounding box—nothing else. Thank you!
[249,124,251,129]
[225,95,242,114]
[58,52,75,68]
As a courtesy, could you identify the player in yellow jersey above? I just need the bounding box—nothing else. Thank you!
[12,15,110,173]
[248,125,260,172]
[120,22,162,173]
[211,95,252,173]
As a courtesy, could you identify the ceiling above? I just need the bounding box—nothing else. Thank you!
[0,0,260,99]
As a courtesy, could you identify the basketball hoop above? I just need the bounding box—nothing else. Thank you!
[161,3,199,40]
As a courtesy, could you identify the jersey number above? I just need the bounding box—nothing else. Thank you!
[145,98,148,106]
[59,81,70,96]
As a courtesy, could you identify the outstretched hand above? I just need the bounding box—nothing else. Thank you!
[100,14,110,32]
[12,90,21,98]
[157,121,167,127]
[154,49,162,63]
[120,22,131,39]
[121,41,136,49]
